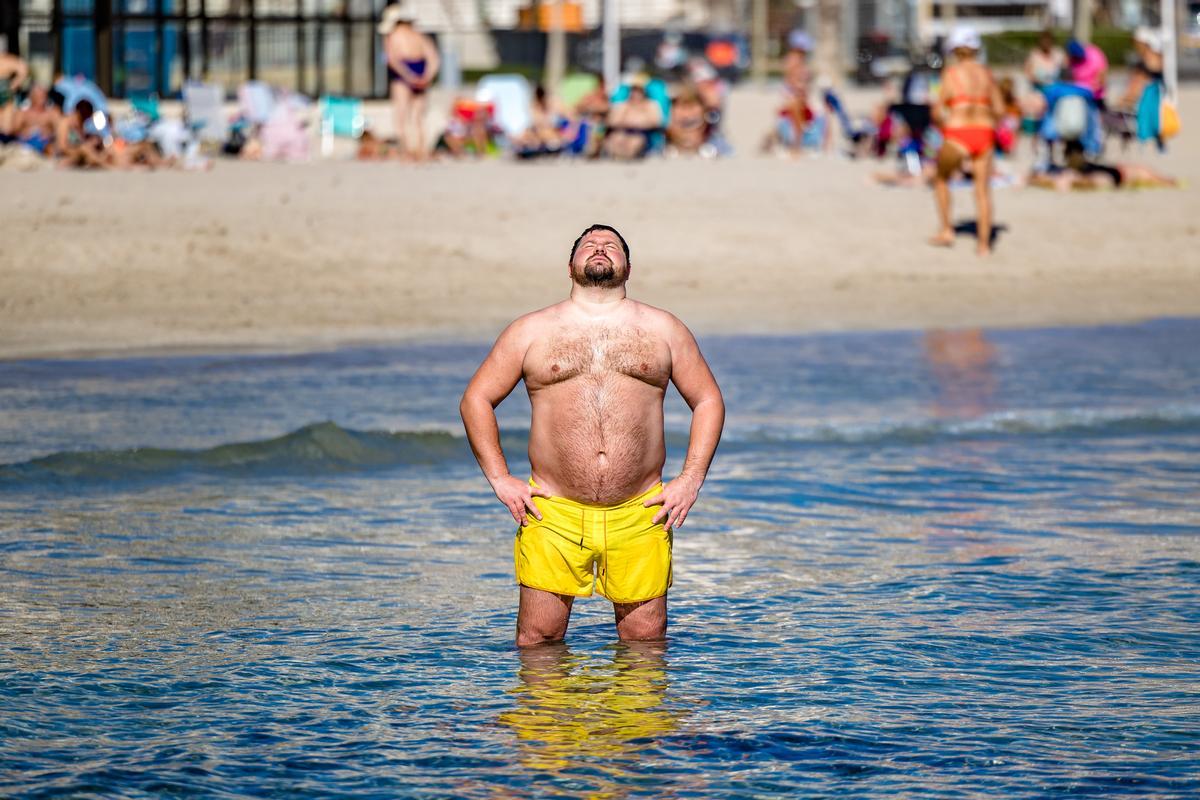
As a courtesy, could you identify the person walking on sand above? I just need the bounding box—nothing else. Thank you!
[460,225,725,647]
[379,2,439,159]
[929,25,1004,256]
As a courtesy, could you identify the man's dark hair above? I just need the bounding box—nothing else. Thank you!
[569,224,630,267]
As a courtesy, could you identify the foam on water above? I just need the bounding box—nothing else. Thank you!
[1,320,1198,798]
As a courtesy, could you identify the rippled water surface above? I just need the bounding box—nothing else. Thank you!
[2,320,1199,798]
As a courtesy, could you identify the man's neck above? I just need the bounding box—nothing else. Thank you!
[568,284,627,317]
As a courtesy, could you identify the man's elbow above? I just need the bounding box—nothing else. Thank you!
[459,390,494,420]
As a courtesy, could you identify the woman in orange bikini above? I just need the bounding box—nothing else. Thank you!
[931,26,1005,256]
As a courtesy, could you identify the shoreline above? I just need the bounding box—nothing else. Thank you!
[3,85,1199,363]
[4,313,1197,364]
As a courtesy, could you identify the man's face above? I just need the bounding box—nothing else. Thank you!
[570,230,628,288]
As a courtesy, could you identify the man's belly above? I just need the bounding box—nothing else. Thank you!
[527,385,666,505]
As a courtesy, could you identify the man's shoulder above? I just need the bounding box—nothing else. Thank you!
[502,303,566,340]
[628,299,681,323]
[626,300,689,338]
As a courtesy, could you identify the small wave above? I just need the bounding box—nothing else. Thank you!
[0,422,478,483]
[736,405,1200,446]
[2,406,1196,486]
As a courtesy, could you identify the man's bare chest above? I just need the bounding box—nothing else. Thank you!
[524,325,670,390]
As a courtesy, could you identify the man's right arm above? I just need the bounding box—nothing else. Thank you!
[459,318,549,525]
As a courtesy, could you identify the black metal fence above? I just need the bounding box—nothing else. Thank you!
[11,0,391,98]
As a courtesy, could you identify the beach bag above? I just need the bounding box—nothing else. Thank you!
[994,120,1017,154]
[1160,100,1181,140]
[1052,94,1087,141]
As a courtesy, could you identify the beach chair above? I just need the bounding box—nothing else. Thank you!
[319,95,364,157]
[476,74,533,143]
[558,73,599,110]
[130,92,160,122]
[111,92,159,143]
[238,81,275,127]
[183,82,229,146]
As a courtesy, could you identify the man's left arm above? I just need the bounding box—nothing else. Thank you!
[645,318,725,530]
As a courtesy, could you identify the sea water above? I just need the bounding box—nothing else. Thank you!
[1,320,1198,798]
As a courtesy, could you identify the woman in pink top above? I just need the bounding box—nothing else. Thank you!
[1067,39,1108,103]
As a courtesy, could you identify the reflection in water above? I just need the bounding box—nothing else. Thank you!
[498,641,682,798]
[923,329,997,419]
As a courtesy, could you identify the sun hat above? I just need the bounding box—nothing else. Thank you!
[377,2,414,35]
[944,24,982,53]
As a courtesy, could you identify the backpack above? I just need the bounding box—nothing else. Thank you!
[1052,94,1088,141]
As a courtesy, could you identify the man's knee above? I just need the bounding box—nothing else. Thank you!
[614,597,667,641]
[516,625,566,648]
[617,621,666,642]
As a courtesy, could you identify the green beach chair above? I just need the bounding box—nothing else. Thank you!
[319,95,365,157]
[130,92,160,122]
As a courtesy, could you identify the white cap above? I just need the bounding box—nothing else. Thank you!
[788,29,813,52]
[944,24,982,53]
[377,2,414,34]
[1134,26,1163,53]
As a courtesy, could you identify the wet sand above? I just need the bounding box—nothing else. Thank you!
[2,84,1198,359]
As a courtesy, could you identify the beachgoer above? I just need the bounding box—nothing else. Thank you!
[782,29,812,103]
[15,84,61,154]
[1024,30,1065,91]
[929,25,1004,256]
[604,77,663,160]
[0,51,31,140]
[515,84,564,156]
[1028,142,1178,190]
[570,74,610,157]
[761,29,814,156]
[1066,38,1107,106]
[1115,27,1166,147]
[459,224,725,646]
[666,86,708,156]
[379,2,439,159]
[55,99,108,168]
[435,97,493,158]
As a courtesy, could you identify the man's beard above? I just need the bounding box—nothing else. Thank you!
[577,260,621,287]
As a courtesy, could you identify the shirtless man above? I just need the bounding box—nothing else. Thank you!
[460,225,725,647]
[604,79,663,160]
[930,25,1004,256]
[0,51,30,140]
[16,84,61,154]
[378,3,439,159]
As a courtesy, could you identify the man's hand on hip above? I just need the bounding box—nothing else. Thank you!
[492,474,550,526]
[644,474,702,531]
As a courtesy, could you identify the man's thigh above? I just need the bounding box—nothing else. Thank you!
[517,586,575,646]
[613,594,667,641]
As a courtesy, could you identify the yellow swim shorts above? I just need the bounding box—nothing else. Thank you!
[515,479,672,604]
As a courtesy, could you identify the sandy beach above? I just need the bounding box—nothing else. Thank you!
[2,84,1198,360]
